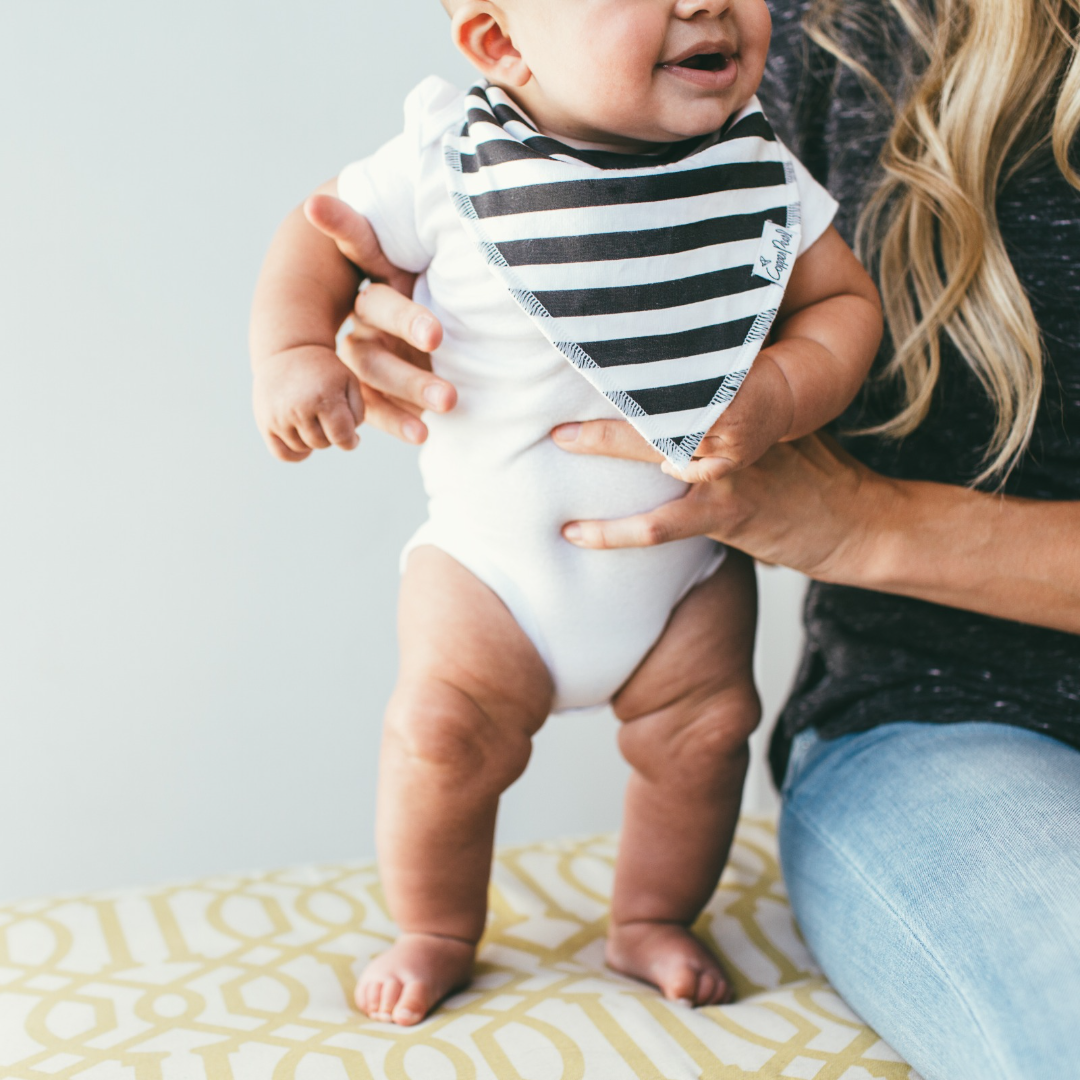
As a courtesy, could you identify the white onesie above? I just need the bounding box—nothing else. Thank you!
[339,77,838,712]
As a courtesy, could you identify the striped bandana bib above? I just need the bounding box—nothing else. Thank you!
[444,83,802,467]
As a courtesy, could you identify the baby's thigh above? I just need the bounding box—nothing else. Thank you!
[614,550,759,721]
[612,551,760,768]
[396,544,553,733]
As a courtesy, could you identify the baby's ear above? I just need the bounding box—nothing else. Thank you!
[452,2,531,86]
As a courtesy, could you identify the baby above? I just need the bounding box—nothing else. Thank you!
[251,0,881,1028]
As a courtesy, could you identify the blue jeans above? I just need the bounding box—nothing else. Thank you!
[779,721,1080,1080]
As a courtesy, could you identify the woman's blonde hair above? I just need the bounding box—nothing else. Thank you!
[807,0,1080,483]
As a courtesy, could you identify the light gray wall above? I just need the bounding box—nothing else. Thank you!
[0,0,806,904]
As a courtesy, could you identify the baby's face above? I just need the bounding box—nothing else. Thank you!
[498,0,772,149]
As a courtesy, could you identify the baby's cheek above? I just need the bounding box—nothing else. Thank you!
[590,78,651,134]
[738,1,773,77]
[582,46,658,125]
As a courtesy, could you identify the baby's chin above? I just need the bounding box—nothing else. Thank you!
[604,95,755,146]
[527,89,756,152]
[616,114,742,147]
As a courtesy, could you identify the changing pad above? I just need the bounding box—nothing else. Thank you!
[0,819,919,1079]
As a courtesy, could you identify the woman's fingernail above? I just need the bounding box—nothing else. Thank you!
[403,419,425,443]
[554,423,581,443]
[412,315,437,345]
[423,384,446,409]
[563,524,582,542]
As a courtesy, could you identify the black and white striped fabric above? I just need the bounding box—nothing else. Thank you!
[443,83,803,467]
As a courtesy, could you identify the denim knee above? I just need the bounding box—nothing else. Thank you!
[778,721,1080,1080]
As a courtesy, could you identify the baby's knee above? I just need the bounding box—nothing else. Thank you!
[385,681,533,788]
[618,685,761,785]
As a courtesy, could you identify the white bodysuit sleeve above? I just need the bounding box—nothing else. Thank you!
[787,149,840,255]
[337,76,463,275]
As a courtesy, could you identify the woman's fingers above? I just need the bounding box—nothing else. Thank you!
[303,199,458,445]
[354,281,443,356]
[562,493,706,549]
[304,195,417,296]
[360,385,428,444]
[346,325,446,406]
[552,419,663,463]
[338,327,456,415]
[559,435,880,583]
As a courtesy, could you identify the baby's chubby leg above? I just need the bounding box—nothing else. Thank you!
[608,550,760,1007]
[357,546,553,1026]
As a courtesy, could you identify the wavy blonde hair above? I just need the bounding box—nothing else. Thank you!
[807,0,1080,483]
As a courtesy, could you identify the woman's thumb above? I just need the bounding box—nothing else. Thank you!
[305,194,396,283]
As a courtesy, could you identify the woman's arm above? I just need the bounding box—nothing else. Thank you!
[554,426,1080,635]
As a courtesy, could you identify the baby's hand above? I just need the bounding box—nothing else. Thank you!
[663,350,795,483]
[253,345,364,462]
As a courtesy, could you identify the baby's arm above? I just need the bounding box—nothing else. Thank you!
[668,227,883,483]
[250,179,366,462]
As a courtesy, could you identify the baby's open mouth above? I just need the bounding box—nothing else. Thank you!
[660,45,739,88]
[675,52,730,71]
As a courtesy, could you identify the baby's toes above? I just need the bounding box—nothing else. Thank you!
[366,979,388,1018]
[696,970,729,1007]
[377,976,404,1022]
[355,977,378,1017]
[392,979,431,1026]
[661,963,702,1006]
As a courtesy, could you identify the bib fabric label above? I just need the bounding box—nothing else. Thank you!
[753,221,797,288]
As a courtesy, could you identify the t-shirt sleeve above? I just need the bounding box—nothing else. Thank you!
[336,76,462,275]
[788,146,839,254]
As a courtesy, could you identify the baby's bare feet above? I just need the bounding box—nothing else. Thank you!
[355,932,476,1026]
[606,920,732,1007]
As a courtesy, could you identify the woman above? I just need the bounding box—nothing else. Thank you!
[304,0,1080,1074]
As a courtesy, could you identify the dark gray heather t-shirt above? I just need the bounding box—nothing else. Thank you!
[759,0,1080,784]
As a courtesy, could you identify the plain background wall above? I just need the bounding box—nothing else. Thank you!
[0,0,807,904]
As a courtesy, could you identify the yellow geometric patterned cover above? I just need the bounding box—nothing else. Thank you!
[0,820,920,1079]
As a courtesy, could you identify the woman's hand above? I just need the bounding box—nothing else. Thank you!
[305,194,457,445]
[554,422,883,581]
[553,418,1080,634]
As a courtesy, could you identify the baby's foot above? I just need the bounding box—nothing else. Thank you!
[606,920,732,1007]
[355,932,476,1026]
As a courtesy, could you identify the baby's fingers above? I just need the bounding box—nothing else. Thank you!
[319,403,361,450]
[295,416,332,451]
[318,382,363,451]
[267,431,312,463]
